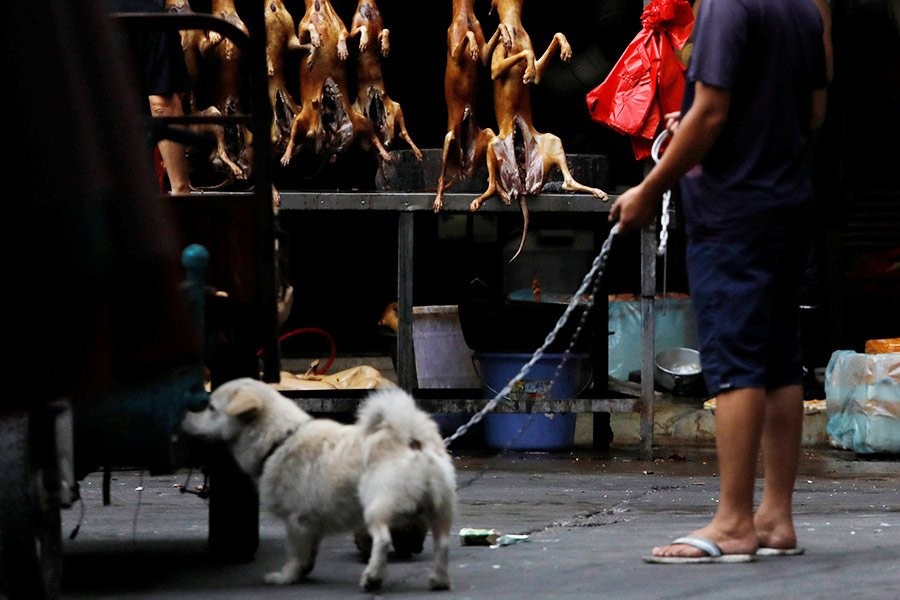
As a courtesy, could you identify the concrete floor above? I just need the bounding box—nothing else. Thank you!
[52,444,899,599]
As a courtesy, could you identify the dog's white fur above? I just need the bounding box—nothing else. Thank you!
[181,377,456,591]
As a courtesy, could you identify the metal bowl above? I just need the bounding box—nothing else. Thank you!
[654,347,702,391]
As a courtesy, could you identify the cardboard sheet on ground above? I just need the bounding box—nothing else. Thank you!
[272,366,396,391]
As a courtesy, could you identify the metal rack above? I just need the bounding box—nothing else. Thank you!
[277,191,659,459]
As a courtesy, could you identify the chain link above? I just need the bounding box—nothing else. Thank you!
[651,130,672,257]
[658,190,671,256]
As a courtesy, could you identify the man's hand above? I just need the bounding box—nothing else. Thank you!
[608,182,661,234]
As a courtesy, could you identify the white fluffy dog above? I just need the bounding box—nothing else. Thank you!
[181,377,457,591]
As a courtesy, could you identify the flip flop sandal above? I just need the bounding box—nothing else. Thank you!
[643,536,758,564]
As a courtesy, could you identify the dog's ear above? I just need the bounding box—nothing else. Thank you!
[225,388,264,418]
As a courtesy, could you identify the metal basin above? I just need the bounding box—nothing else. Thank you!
[654,347,703,391]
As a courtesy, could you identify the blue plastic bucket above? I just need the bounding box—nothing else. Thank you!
[474,352,587,451]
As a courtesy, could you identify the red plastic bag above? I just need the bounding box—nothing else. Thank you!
[586,0,694,160]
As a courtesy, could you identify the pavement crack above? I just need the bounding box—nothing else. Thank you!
[547,482,697,530]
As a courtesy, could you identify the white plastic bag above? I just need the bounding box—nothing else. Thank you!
[825,350,900,454]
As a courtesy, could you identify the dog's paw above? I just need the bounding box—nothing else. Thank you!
[360,572,383,592]
[263,571,299,585]
[429,575,451,591]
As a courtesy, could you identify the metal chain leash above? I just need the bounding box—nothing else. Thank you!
[443,223,620,447]
[652,129,671,257]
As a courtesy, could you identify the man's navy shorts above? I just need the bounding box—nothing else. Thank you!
[686,231,809,395]
[114,0,189,97]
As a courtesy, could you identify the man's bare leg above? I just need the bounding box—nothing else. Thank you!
[150,93,192,194]
[650,387,763,557]
[754,383,804,550]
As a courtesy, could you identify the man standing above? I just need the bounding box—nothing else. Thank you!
[609,0,828,562]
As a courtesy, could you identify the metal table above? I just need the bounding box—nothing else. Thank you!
[278,191,658,458]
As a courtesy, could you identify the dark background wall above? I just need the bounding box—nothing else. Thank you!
[185,1,899,359]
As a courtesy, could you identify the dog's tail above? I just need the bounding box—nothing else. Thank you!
[357,388,444,450]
